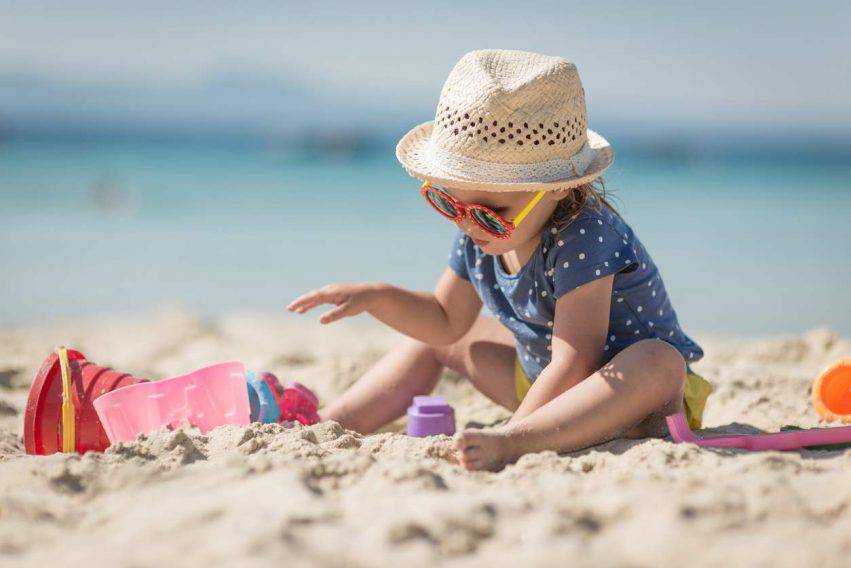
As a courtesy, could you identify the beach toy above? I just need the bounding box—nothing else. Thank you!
[25,347,318,454]
[406,396,455,437]
[93,361,250,445]
[24,347,149,455]
[666,412,851,451]
[811,359,851,423]
[247,380,260,421]
[246,371,281,424]
[260,372,320,426]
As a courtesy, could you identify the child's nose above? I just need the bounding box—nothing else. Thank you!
[456,215,477,235]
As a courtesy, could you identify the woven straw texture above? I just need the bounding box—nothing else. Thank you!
[396,49,614,192]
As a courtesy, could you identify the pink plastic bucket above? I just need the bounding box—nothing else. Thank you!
[93,361,250,444]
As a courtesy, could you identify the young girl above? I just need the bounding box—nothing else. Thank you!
[287,49,712,471]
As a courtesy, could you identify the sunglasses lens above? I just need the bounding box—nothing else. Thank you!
[471,208,507,235]
[426,189,459,218]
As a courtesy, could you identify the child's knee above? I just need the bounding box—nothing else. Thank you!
[431,338,464,369]
[402,336,454,368]
[632,339,687,395]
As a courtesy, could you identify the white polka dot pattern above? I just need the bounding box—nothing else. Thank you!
[445,206,704,382]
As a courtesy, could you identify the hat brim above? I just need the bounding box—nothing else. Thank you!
[396,122,614,192]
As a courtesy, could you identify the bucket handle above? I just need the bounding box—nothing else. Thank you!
[57,347,76,453]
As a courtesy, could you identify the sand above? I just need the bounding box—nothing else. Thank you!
[1,307,850,567]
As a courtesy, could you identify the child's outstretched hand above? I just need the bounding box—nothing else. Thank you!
[287,283,379,324]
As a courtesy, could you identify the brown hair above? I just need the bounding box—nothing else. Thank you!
[549,177,619,232]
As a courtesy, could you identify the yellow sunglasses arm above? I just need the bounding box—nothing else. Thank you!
[512,191,546,227]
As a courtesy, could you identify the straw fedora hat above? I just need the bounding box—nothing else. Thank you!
[396,49,613,192]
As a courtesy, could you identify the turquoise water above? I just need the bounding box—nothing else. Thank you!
[1,136,850,335]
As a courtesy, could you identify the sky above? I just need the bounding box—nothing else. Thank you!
[1,0,850,137]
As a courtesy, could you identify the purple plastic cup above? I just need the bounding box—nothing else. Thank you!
[406,395,455,437]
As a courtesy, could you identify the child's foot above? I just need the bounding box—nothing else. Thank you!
[453,427,518,471]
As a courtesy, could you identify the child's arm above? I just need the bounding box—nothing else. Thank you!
[287,268,482,346]
[507,275,612,425]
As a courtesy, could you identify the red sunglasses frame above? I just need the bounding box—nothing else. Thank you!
[420,181,545,239]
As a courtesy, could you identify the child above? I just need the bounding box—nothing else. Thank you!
[287,49,712,471]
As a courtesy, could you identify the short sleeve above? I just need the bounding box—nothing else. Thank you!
[550,217,636,299]
[448,232,471,281]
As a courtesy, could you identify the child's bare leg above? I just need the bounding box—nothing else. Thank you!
[322,315,518,433]
[455,339,687,470]
[319,339,444,433]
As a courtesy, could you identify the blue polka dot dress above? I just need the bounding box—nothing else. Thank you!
[448,204,703,382]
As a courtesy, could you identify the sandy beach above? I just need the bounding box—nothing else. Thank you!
[1,308,850,567]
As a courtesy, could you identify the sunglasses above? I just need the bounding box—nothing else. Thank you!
[420,181,546,239]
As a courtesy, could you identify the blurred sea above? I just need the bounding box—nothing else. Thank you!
[1,135,850,335]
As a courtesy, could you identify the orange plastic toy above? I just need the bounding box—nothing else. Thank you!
[812,359,851,423]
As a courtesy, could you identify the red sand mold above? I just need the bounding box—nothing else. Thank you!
[24,349,148,455]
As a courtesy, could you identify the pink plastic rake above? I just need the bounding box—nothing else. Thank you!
[666,413,851,451]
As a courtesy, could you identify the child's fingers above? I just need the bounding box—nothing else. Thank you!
[319,301,354,324]
[462,446,483,461]
[287,296,315,312]
[453,431,477,451]
[288,284,353,311]
[287,291,324,311]
[288,289,339,312]
[453,432,484,469]
[289,298,324,314]
[458,447,483,470]
[455,446,482,469]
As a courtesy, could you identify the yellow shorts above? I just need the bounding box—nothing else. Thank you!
[514,356,713,430]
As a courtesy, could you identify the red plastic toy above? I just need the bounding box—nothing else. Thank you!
[24,348,148,455]
[258,372,320,426]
